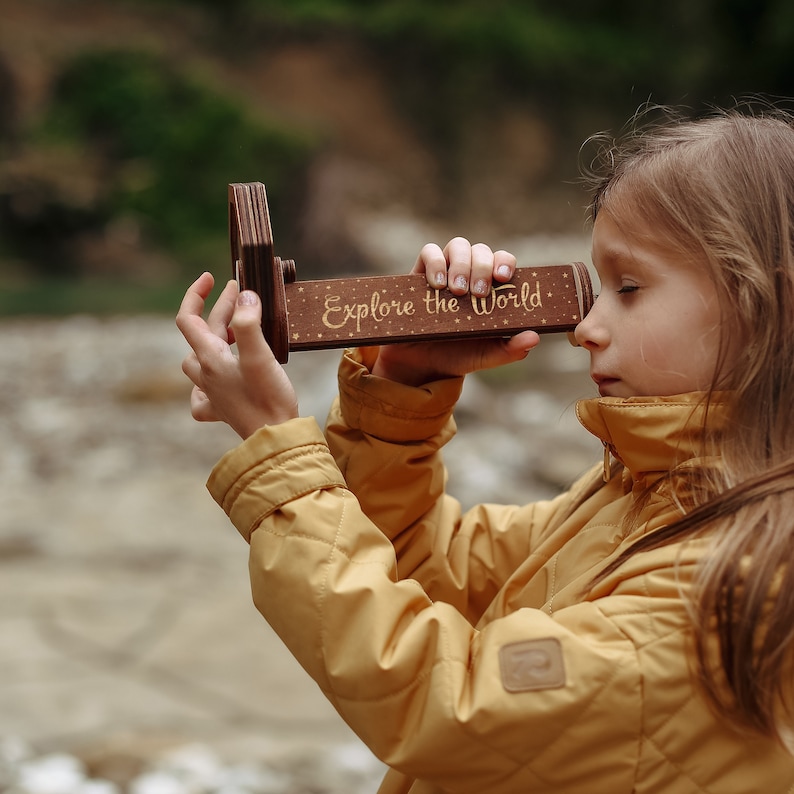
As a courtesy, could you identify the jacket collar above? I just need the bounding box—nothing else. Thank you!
[575,392,727,488]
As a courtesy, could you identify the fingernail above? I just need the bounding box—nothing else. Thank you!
[497,265,512,279]
[453,275,468,291]
[435,271,447,287]
[238,291,258,306]
[473,279,489,296]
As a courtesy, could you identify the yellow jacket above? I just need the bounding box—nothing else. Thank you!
[208,349,794,793]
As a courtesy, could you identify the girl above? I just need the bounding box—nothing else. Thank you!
[177,108,794,793]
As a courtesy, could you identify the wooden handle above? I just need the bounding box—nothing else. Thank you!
[229,182,594,363]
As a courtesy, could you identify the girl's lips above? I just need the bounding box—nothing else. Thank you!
[592,375,620,397]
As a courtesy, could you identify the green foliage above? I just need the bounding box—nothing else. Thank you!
[128,0,794,104]
[39,49,317,264]
[122,0,793,183]
[0,279,188,317]
[4,0,792,314]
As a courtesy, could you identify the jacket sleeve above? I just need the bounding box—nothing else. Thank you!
[207,420,641,793]
[323,348,585,625]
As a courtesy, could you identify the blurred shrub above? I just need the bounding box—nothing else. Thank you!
[133,0,794,104]
[4,0,792,300]
[125,0,794,187]
[20,48,317,275]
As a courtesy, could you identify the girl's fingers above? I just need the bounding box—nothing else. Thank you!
[230,290,300,431]
[190,386,220,422]
[414,243,448,288]
[181,351,200,385]
[229,290,278,378]
[444,237,474,295]
[206,279,239,341]
[458,331,541,374]
[229,291,263,348]
[416,239,515,296]
[469,243,495,297]
[493,249,517,282]
[503,330,541,357]
[176,272,216,349]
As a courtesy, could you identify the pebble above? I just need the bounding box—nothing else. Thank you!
[9,751,120,794]
[1,740,384,794]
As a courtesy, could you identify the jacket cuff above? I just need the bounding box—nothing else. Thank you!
[207,417,347,543]
[336,347,463,443]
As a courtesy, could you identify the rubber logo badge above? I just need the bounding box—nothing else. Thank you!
[499,638,566,692]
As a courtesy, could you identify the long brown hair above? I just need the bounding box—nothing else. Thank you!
[584,106,794,742]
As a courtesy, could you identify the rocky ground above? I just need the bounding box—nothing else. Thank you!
[0,237,601,793]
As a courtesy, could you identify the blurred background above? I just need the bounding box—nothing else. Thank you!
[2,0,793,305]
[1,1,792,793]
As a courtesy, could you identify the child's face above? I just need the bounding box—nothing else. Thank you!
[574,209,726,398]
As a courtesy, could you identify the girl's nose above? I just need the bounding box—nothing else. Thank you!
[573,295,608,349]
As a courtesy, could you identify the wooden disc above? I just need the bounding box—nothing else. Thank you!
[228,183,290,363]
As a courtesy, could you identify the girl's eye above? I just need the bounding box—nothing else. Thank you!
[617,284,639,295]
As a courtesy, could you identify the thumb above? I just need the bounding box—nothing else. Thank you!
[230,290,270,362]
[229,289,299,429]
[471,330,540,372]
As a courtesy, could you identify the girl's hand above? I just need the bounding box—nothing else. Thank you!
[371,238,541,386]
[176,272,298,439]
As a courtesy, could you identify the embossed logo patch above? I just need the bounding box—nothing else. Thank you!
[499,638,566,693]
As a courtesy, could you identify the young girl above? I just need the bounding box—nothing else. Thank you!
[176,108,794,793]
